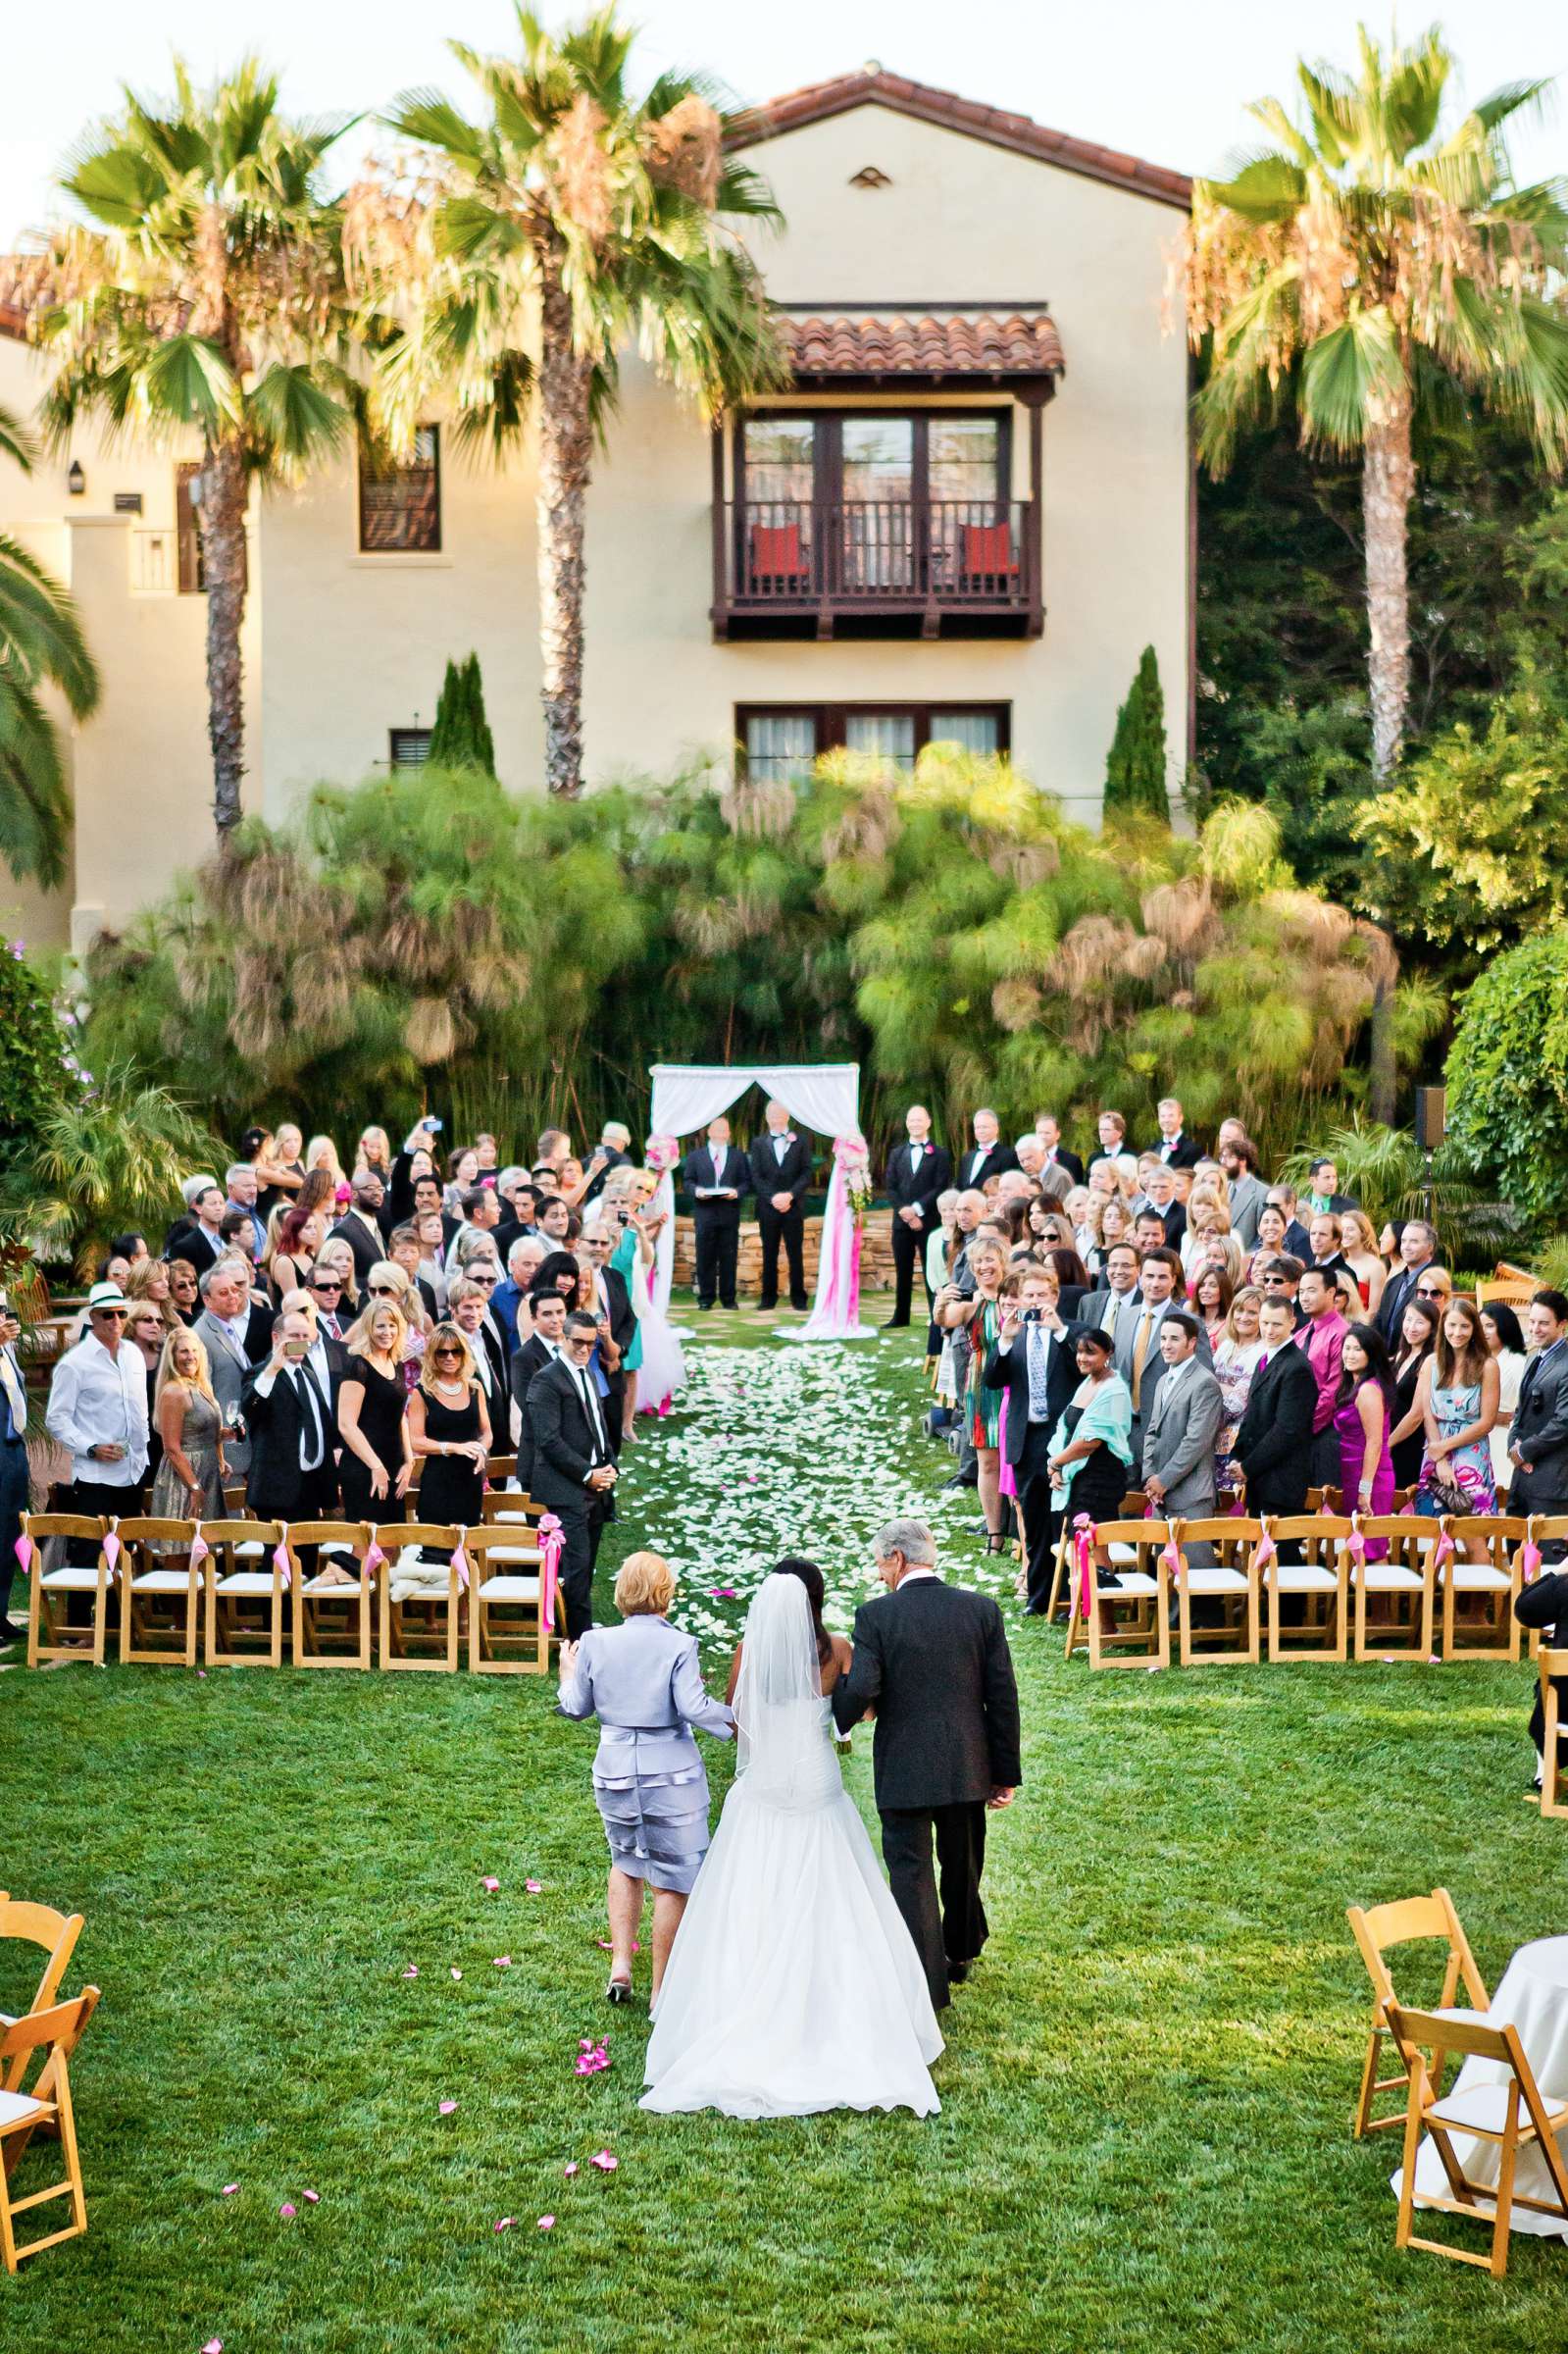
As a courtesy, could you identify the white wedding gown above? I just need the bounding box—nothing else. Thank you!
[640,1579,943,2119]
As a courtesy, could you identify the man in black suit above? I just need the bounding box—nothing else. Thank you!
[1375,1218,1439,1342]
[230,1258,276,1361]
[682,1117,749,1309]
[748,1100,813,1311]
[833,1518,1021,2013]
[174,1181,228,1277]
[240,1310,339,1520]
[884,1103,952,1330]
[526,1309,618,1637]
[1034,1114,1084,1188]
[1509,1294,1568,1521]
[1266,1185,1314,1265]
[956,1108,1019,1193]
[510,1291,569,1492]
[330,1172,390,1286]
[1137,1163,1187,1250]
[580,1218,636,1448]
[1233,1296,1318,1527]
[451,1276,509,1416]
[1149,1097,1201,1168]
[982,1271,1081,1612]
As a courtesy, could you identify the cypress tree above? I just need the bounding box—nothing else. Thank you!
[463,652,496,777]
[425,653,496,774]
[1103,644,1170,821]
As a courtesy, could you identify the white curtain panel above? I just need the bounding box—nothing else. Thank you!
[648,1063,860,1142]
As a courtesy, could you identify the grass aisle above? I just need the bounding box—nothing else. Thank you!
[4,1304,1567,2351]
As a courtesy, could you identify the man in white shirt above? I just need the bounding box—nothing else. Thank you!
[45,1281,149,1561]
[192,1260,253,1475]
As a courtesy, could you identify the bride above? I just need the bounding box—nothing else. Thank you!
[640,1562,943,2119]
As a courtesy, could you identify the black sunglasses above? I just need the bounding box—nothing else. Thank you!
[310,1278,342,1291]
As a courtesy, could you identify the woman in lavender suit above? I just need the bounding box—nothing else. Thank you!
[558,1550,733,2006]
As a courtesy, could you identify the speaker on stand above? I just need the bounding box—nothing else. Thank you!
[1415,1087,1445,1229]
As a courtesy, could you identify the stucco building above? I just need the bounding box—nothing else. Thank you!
[0,68,1191,951]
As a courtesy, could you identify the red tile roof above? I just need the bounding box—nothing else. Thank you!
[782,309,1063,384]
[728,69,1190,209]
[0,301,26,341]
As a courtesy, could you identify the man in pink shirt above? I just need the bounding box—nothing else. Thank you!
[1293,1265,1348,1491]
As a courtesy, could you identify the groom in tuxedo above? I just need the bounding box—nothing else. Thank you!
[833,1518,1021,2011]
[747,1100,812,1311]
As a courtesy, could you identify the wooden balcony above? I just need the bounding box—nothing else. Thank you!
[711,496,1043,640]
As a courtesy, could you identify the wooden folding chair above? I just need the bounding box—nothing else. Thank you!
[1264,1514,1350,1662]
[1519,1517,1568,1663]
[1540,1648,1568,1820]
[1351,1516,1438,1662]
[116,1519,202,1666]
[1440,1515,1525,1663]
[288,1522,374,1669]
[1175,1516,1263,1666]
[0,1896,83,2087]
[1389,2002,1568,2276]
[0,1988,99,2273]
[202,1519,287,1668]
[1064,1518,1172,1669]
[467,1525,562,1675]
[22,1514,113,1668]
[1346,1887,1490,2139]
[376,1523,463,1671]
[486,1454,518,1486]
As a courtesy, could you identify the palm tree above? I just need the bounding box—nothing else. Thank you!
[1180,25,1568,777]
[25,60,359,846]
[369,4,784,797]
[0,404,99,886]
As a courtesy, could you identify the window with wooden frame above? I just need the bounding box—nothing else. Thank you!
[736,703,1010,784]
[388,728,433,770]
[359,427,441,553]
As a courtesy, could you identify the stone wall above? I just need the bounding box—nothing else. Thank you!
[672,1208,897,1292]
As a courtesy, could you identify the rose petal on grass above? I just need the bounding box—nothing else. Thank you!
[563,2161,580,2178]
[451,1968,463,1981]
[402,1966,419,1979]
[525,1880,542,1894]
[278,2203,296,2220]
[481,1875,500,1892]
[493,1956,513,1968]
[590,2150,618,2172]
[202,2340,224,2352]
[494,2216,515,2233]
[220,2183,239,2196]
[302,2190,320,2205]
[537,2214,555,2230]
[438,2100,458,2116]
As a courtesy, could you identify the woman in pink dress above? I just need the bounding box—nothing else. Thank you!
[1334,1323,1397,1555]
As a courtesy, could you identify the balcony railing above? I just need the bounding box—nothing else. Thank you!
[713,497,1041,637]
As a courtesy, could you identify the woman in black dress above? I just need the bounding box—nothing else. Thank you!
[408,1323,492,1528]
[1387,1296,1440,1494]
[337,1301,413,1521]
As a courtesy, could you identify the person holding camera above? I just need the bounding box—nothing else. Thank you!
[982,1266,1082,1612]
[240,1309,341,1522]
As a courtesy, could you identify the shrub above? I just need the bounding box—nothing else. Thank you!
[1445,930,1568,1225]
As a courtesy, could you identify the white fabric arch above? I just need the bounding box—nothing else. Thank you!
[646,1063,870,1342]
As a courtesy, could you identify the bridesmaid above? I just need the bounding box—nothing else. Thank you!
[1334,1324,1396,1553]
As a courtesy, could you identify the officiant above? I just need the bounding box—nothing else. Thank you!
[682,1116,750,1311]
[748,1100,812,1312]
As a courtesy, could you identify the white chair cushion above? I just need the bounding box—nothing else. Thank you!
[1105,1542,1140,1564]
[40,1567,108,1591]
[481,1574,541,1603]
[319,1541,356,1559]
[129,1569,194,1593]
[1272,1564,1340,1592]
[1445,1565,1511,1591]
[483,1544,540,1565]
[488,1511,537,1529]
[1357,1564,1425,1590]
[213,1572,277,1598]
[1107,1571,1159,1597]
[1429,2078,1568,2133]
[228,1540,266,1559]
[1185,1567,1247,1594]
[0,2088,44,2128]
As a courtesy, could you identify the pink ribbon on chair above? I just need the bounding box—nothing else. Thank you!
[1072,1513,1094,1618]
[102,1528,121,1573]
[1522,1529,1544,1584]
[537,1511,564,1631]
[1161,1533,1185,1588]
[363,1540,386,1580]
[1432,1526,1456,1576]
[272,1541,291,1591]
[189,1522,210,1567]
[1347,1515,1367,1570]
[452,1543,471,1595]
[14,1532,32,1573]
[1250,1528,1277,1579]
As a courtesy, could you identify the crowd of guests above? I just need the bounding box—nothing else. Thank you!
[1,1119,693,1647]
[882,1098,1566,1637]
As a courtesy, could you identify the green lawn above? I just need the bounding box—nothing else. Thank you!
[4,1302,1567,2351]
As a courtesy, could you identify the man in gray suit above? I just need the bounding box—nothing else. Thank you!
[1114,1249,1212,1476]
[192,1258,253,1477]
[1139,1312,1225,1563]
[1083,1243,1142,1350]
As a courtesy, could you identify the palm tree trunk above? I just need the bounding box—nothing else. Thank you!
[1362,382,1414,780]
[200,435,250,847]
[536,238,594,799]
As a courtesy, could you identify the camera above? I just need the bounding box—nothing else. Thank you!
[424,1115,443,1134]
[617,1208,631,1226]
[1023,1307,1043,1324]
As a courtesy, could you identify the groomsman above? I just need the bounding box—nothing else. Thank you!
[682,1117,750,1310]
[1034,1114,1084,1187]
[981,1269,1080,1612]
[748,1100,812,1311]
[241,1311,339,1521]
[527,1310,618,1637]
[884,1105,951,1330]
[1148,1097,1201,1167]
[956,1108,1019,1192]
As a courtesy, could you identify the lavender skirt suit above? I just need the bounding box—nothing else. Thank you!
[558,1613,734,1893]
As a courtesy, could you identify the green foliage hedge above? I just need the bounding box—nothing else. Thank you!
[1446,931,1568,1225]
[81,754,1431,1163]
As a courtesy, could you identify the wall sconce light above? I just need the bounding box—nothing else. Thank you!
[66,460,85,496]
